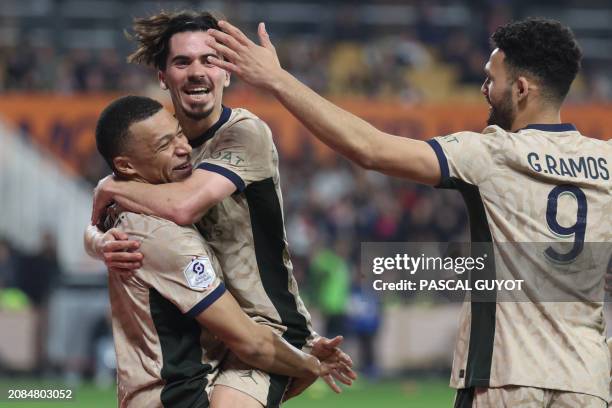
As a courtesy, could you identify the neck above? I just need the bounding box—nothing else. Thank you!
[510,106,561,132]
[177,105,223,140]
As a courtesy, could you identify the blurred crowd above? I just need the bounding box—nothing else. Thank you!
[1,8,611,101]
[0,233,62,374]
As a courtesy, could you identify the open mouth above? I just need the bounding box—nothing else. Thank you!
[173,162,193,172]
[184,87,211,96]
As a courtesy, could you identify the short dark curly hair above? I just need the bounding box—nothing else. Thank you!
[127,10,223,71]
[491,18,582,103]
[96,95,163,173]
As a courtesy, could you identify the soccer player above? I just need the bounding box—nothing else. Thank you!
[84,11,353,406]
[93,95,351,407]
[205,18,611,407]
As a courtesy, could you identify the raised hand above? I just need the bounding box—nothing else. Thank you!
[206,21,284,92]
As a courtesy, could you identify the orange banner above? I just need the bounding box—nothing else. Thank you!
[0,93,610,175]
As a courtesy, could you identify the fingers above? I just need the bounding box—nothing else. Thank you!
[206,55,239,74]
[207,29,245,55]
[343,364,358,380]
[331,370,353,386]
[257,22,274,50]
[103,240,141,254]
[205,37,241,63]
[333,362,357,384]
[327,350,356,384]
[322,374,341,394]
[318,335,343,349]
[337,349,354,367]
[108,228,129,241]
[312,335,343,352]
[103,253,142,266]
[325,335,344,348]
[106,261,142,270]
[218,20,251,46]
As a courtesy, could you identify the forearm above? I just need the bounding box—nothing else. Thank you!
[269,70,380,168]
[270,70,438,183]
[107,181,201,224]
[83,225,104,259]
[201,295,320,379]
[242,325,320,379]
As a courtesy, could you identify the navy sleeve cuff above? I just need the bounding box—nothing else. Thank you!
[186,282,226,318]
[197,162,246,192]
[425,139,450,186]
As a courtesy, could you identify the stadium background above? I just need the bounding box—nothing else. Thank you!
[0,0,610,406]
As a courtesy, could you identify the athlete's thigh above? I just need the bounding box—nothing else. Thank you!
[210,384,263,408]
[211,352,290,408]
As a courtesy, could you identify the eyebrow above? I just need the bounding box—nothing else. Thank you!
[170,54,191,64]
[154,134,173,151]
[171,52,219,64]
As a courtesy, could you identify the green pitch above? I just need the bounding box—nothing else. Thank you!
[286,379,454,407]
[0,378,454,407]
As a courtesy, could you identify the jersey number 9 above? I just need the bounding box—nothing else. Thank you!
[545,184,587,263]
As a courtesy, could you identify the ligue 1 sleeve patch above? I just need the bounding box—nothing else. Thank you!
[183,256,216,289]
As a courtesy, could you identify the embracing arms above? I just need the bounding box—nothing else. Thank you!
[91,170,235,226]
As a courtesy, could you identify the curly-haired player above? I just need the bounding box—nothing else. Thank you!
[207,17,611,407]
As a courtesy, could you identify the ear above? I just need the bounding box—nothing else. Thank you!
[223,69,231,88]
[158,70,168,90]
[113,156,138,178]
[515,76,530,102]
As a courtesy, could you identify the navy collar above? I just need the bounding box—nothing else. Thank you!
[522,123,577,132]
[188,106,232,148]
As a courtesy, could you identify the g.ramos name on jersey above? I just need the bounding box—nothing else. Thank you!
[527,153,609,180]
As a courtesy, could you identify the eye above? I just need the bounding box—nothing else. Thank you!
[157,142,170,152]
[173,58,190,67]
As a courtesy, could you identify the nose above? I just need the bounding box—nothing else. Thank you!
[176,135,192,156]
[187,59,207,83]
[481,80,488,97]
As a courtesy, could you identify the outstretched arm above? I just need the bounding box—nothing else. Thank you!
[206,21,440,186]
[91,170,235,226]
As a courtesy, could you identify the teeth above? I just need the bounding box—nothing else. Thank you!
[186,87,210,94]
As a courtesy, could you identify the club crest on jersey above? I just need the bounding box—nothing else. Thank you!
[183,256,215,289]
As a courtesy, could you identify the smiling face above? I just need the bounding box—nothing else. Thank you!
[159,31,230,128]
[481,48,516,131]
[120,108,193,184]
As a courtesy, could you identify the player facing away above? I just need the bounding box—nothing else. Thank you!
[84,11,355,406]
[93,95,352,408]
[205,18,612,407]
